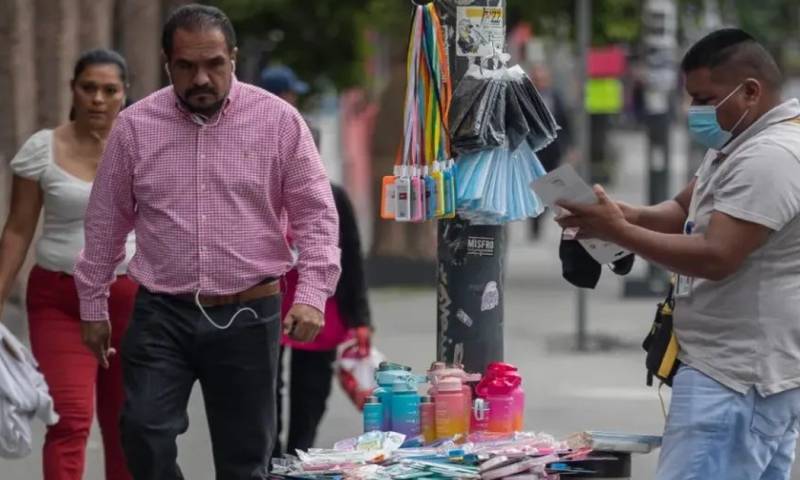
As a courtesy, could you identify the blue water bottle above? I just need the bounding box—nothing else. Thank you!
[389,375,426,438]
[363,396,383,433]
[374,363,412,431]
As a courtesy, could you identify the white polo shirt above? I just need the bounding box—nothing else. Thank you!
[675,99,800,396]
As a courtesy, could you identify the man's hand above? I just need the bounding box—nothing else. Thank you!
[81,320,115,369]
[283,304,324,342]
[556,185,629,242]
[616,200,640,225]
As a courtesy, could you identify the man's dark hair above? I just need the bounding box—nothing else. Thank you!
[681,28,782,89]
[162,4,236,60]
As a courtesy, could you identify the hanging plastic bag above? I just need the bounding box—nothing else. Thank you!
[336,339,385,411]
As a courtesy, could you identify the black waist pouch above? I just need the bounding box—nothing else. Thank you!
[642,283,680,386]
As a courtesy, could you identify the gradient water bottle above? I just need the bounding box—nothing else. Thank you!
[389,374,424,438]
[433,376,467,439]
[363,396,383,432]
[420,395,436,443]
[486,362,525,431]
[476,375,519,434]
[374,363,412,431]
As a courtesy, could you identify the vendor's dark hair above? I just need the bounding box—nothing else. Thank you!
[162,4,236,60]
[70,49,129,121]
[681,28,782,89]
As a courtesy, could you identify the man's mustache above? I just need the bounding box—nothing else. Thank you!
[186,86,217,97]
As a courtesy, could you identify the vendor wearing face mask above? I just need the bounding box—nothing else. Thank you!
[557,28,800,480]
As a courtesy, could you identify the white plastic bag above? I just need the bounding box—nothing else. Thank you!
[336,339,385,410]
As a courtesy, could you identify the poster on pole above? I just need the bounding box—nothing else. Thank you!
[455,6,505,57]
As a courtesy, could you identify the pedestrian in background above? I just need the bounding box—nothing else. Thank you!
[529,63,574,240]
[74,5,340,479]
[260,65,373,457]
[0,49,136,480]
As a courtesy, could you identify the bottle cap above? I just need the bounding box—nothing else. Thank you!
[437,376,464,392]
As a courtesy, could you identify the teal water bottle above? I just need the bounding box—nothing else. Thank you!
[374,363,412,431]
[389,374,426,438]
[363,396,383,432]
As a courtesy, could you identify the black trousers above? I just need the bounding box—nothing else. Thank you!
[120,289,281,480]
[272,347,336,457]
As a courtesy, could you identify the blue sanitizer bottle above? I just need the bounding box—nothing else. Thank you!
[363,396,383,432]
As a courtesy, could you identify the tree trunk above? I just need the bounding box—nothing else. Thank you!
[36,0,81,127]
[118,0,162,101]
[0,0,39,323]
[0,0,37,160]
[80,0,115,51]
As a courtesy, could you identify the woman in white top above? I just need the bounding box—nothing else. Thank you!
[0,49,136,480]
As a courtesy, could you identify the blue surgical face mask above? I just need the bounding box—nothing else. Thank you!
[687,83,749,150]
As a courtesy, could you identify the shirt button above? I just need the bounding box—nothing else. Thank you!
[201,214,207,221]
[200,154,207,160]
[201,184,207,191]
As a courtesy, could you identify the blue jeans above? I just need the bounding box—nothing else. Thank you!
[656,366,800,480]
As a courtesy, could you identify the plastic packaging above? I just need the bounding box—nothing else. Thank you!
[336,339,385,410]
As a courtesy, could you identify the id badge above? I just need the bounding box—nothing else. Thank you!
[675,275,693,298]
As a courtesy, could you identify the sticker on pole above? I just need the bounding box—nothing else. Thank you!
[467,236,495,257]
[456,6,505,57]
[481,281,499,311]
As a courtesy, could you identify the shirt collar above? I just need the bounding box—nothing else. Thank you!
[718,98,800,157]
[173,76,241,124]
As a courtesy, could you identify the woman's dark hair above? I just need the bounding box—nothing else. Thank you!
[69,48,129,121]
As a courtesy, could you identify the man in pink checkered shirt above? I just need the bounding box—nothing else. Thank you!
[73,5,340,479]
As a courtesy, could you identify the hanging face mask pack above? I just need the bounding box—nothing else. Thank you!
[381,3,456,223]
[450,62,557,225]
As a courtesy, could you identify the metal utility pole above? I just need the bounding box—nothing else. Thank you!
[574,0,591,351]
[624,0,678,297]
[435,0,506,375]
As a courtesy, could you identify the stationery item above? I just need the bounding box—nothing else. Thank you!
[566,430,663,454]
[531,164,630,264]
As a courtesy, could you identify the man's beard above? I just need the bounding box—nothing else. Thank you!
[179,86,227,117]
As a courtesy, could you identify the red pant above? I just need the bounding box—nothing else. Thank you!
[27,266,137,480]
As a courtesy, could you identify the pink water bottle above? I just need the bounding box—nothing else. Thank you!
[486,362,525,431]
[427,363,480,434]
[432,376,467,439]
[475,375,519,434]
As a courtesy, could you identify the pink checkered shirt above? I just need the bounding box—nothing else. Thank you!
[75,79,341,321]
